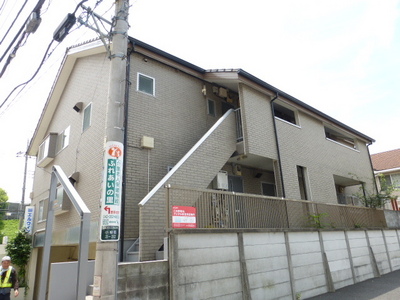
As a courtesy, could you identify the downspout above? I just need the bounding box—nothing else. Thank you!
[270,93,286,198]
[367,142,379,194]
[119,42,133,262]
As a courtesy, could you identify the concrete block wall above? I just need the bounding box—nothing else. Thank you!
[170,229,400,299]
[139,111,237,261]
[321,231,353,290]
[243,232,292,299]
[118,260,168,300]
[171,233,243,300]
[347,231,375,282]
[289,232,327,298]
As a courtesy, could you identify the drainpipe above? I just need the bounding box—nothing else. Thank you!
[367,142,379,194]
[270,93,286,198]
[119,42,133,262]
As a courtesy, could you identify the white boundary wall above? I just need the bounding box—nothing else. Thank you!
[170,229,400,300]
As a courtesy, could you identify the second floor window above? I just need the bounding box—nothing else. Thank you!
[56,126,70,153]
[273,103,297,125]
[137,73,155,96]
[82,103,92,132]
[325,127,356,149]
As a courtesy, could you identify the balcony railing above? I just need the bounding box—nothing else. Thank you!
[166,186,387,230]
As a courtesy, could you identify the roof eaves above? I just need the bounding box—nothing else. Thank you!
[237,69,375,143]
[129,37,206,74]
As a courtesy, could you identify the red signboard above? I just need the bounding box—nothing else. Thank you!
[172,206,197,228]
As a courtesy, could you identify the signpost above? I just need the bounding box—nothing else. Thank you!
[172,206,197,228]
[100,141,123,241]
[23,206,34,234]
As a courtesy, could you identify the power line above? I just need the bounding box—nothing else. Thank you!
[0,39,55,110]
[0,0,45,64]
[0,0,93,112]
[0,0,29,45]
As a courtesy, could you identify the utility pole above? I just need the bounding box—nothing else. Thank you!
[92,1,129,299]
[16,139,30,225]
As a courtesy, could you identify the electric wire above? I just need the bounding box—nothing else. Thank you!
[0,39,55,110]
[0,0,46,63]
[0,0,112,114]
[0,0,29,45]
[0,0,6,13]
[0,31,29,77]
[0,0,16,26]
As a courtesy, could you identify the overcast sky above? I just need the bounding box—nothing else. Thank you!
[0,0,399,203]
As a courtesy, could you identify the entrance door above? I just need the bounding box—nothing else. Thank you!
[228,175,243,193]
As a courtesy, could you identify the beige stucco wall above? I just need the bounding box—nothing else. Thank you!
[276,110,374,203]
[239,84,278,160]
[124,53,236,239]
[31,53,110,237]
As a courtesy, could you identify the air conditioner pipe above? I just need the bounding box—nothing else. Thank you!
[270,92,286,198]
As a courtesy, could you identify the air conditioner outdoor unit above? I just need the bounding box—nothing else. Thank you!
[213,171,228,190]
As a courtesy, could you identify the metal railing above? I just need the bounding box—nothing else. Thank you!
[166,186,387,230]
[38,165,91,300]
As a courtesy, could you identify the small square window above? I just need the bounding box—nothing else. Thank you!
[82,103,92,132]
[207,99,216,116]
[137,73,155,96]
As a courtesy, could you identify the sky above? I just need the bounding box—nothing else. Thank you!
[0,0,399,203]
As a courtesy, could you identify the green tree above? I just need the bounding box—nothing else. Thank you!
[352,174,398,208]
[0,188,8,203]
[6,229,32,288]
[0,188,8,232]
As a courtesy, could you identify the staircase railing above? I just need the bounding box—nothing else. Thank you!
[38,165,91,300]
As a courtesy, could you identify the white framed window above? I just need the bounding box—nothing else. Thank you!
[38,198,48,222]
[56,126,70,153]
[82,103,92,132]
[273,103,298,125]
[207,99,216,116]
[137,73,155,96]
[381,173,400,190]
[325,126,356,150]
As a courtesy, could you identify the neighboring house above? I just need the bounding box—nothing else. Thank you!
[371,148,400,210]
[26,38,376,296]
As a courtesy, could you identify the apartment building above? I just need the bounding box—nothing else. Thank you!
[26,38,376,293]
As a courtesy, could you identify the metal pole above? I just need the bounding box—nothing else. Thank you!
[20,148,28,220]
[17,140,30,224]
[93,1,129,299]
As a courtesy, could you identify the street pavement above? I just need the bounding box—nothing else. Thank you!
[306,269,400,299]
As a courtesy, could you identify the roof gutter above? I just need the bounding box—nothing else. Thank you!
[237,69,375,144]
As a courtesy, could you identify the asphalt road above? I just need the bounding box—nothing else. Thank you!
[306,269,400,300]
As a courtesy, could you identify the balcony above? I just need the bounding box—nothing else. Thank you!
[166,186,387,230]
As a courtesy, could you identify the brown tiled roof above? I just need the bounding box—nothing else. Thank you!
[371,148,400,171]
